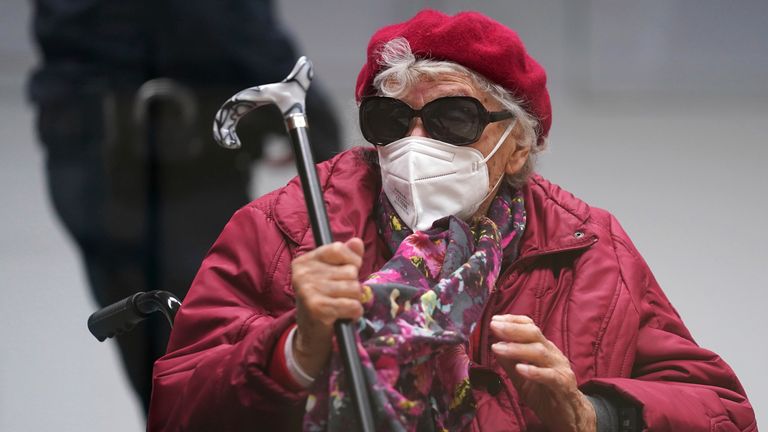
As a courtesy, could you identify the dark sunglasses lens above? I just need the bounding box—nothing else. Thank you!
[423,98,483,145]
[361,98,412,145]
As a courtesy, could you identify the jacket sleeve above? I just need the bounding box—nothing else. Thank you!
[147,203,306,431]
[584,216,756,431]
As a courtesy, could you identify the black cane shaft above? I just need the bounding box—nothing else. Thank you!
[288,126,333,244]
[287,125,375,432]
[335,320,375,430]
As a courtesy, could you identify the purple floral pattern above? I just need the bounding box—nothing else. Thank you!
[304,183,526,431]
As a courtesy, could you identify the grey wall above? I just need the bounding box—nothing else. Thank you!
[0,1,765,430]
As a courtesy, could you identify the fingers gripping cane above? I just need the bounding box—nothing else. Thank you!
[213,57,375,431]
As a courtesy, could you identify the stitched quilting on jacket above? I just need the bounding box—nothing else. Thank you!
[148,148,756,431]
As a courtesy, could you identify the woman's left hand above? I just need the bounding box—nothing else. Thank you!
[490,314,596,432]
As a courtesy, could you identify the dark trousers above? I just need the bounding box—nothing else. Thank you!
[35,81,340,413]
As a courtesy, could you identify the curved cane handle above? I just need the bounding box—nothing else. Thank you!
[212,56,314,149]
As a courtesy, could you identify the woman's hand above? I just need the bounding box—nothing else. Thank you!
[490,314,596,432]
[291,238,365,378]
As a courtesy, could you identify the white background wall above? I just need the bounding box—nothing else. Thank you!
[0,1,765,430]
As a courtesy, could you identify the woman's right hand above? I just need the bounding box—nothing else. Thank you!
[291,237,365,378]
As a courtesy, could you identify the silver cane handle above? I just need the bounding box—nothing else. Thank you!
[212,56,314,149]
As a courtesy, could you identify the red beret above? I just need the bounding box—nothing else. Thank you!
[355,9,551,145]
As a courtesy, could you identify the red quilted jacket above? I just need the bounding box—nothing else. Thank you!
[147,148,755,431]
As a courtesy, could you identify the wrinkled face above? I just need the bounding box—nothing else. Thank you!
[395,72,529,216]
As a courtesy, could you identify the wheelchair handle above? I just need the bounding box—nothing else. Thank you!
[88,291,181,342]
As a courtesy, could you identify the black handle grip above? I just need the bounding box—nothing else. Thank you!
[87,290,181,342]
[88,292,148,342]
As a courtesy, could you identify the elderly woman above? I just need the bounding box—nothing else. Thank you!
[147,10,755,432]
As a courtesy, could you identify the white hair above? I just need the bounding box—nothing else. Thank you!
[369,37,546,188]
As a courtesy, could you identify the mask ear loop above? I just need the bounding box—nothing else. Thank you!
[469,119,518,213]
[479,119,516,165]
[471,119,517,171]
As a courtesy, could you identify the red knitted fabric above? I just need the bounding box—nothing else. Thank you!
[355,9,551,145]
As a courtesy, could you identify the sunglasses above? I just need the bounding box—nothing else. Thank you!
[359,96,514,146]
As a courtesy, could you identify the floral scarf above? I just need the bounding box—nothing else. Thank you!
[304,182,526,431]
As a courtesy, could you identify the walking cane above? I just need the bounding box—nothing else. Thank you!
[212,57,375,431]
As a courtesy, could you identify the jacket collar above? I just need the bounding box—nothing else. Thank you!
[517,174,597,261]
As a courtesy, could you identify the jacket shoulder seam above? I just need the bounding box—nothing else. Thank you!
[266,238,289,300]
[244,205,293,315]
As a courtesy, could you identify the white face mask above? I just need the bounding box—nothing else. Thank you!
[377,123,514,232]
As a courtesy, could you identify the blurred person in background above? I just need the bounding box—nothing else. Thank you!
[148,9,755,432]
[29,0,342,414]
